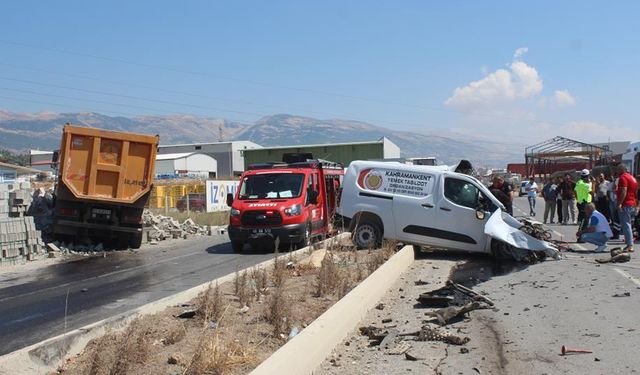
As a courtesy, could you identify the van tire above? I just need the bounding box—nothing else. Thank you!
[231,241,244,253]
[296,222,312,249]
[353,218,382,249]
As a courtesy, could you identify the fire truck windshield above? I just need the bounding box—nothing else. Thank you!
[239,173,305,200]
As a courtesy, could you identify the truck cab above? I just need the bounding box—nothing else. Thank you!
[337,161,504,253]
[227,159,343,252]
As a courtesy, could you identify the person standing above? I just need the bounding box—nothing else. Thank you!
[490,176,514,215]
[525,176,538,217]
[558,174,577,224]
[576,203,613,252]
[608,174,621,240]
[542,178,558,224]
[594,174,610,222]
[575,169,593,229]
[556,176,564,224]
[616,164,638,252]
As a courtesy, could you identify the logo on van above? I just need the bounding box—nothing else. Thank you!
[363,170,384,190]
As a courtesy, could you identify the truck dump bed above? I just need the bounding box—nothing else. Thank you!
[58,124,159,204]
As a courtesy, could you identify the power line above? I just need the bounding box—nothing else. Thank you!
[0,38,542,123]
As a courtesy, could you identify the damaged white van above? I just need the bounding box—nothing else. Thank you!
[337,161,558,260]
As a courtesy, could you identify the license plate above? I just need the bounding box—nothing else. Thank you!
[92,208,111,215]
[251,228,271,235]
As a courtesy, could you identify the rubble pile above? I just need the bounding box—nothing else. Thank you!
[143,210,219,242]
[0,182,46,265]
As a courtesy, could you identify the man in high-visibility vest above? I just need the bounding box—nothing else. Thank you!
[575,169,593,230]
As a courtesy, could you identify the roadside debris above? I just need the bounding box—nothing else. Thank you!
[401,324,470,345]
[425,301,488,325]
[519,218,552,241]
[561,345,593,355]
[595,250,631,264]
[143,210,218,242]
[612,292,631,297]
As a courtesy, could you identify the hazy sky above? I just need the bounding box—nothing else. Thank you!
[1,1,638,144]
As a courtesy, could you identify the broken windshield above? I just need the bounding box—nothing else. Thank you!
[238,173,305,200]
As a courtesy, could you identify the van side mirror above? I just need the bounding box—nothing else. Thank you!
[308,190,319,205]
[226,193,234,207]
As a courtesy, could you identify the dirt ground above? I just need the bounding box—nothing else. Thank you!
[315,254,465,375]
[57,242,397,375]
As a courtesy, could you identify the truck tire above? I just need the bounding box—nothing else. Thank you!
[296,222,312,250]
[231,241,245,253]
[116,235,130,250]
[130,232,143,249]
[353,218,382,249]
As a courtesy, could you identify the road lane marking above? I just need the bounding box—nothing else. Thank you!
[614,268,640,287]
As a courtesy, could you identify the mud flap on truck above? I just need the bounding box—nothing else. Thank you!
[484,210,559,261]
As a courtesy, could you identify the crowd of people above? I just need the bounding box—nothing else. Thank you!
[489,165,639,253]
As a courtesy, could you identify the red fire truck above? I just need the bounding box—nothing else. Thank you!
[226,156,344,252]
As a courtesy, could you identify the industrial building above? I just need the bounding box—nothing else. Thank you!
[29,150,55,173]
[157,141,261,178]
[242,137,400,168]
[155,152,218,179]
[0,161,41,183]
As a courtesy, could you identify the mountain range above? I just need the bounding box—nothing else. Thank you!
[0,110,524,166]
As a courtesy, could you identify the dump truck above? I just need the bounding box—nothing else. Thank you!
[52,124,159,249]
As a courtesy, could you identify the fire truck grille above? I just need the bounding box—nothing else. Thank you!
[241,210,283,226]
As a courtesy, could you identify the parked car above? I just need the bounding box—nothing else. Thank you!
[337,160,506,253]
[519,181,528,196]
[177,193,207,212]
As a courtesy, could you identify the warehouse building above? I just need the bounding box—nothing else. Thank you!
[242,137,400,168]
[157,141,261,178]
[0,161,41,183]
[155,153,218,179]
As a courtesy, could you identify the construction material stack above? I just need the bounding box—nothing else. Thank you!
[0,182,45,265]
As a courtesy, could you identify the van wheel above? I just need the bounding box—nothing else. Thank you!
[296,222,312,249]
[353,219,382,249]
[231,241,244,253]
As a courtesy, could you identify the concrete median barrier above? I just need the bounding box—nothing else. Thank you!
[250,244,416,375]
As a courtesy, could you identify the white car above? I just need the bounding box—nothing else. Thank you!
[519,181,528,196]
[337,160,505,253]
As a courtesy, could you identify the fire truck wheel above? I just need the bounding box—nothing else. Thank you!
[296,222,312,249]
[231,241,245,253]
[353,219,382,249]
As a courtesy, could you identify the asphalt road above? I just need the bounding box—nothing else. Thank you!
[439,197,640,374]
[0,235,276,355]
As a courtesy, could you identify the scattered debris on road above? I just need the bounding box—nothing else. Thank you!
[561,345,593,355]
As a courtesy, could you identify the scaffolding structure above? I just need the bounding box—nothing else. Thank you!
[524,136,612,178]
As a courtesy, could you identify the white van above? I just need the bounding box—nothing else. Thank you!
[337,160,506,253]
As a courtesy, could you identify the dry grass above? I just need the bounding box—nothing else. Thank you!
[264,282,293,337]
[314,252,343,298]
[81,315,157,375]
[62,240,398,375]
[196,282,224,324]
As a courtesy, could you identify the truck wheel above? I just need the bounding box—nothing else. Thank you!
[353,219,382,249]
[231,241,244,253]
[296,222,312,249]
[116,235,130,250]
[130,232,143,249]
